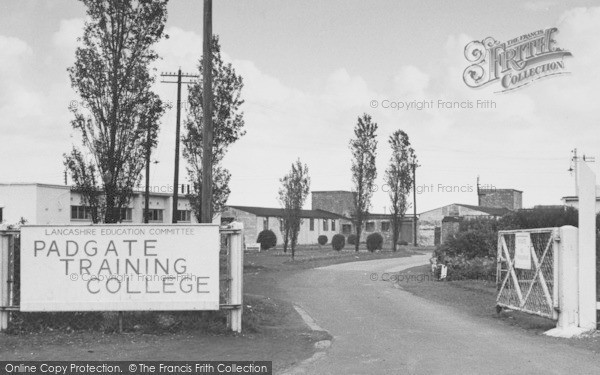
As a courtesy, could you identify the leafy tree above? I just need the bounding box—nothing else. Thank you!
[385,130,415,251]
[278,159,310,259]
[349,114,378,251]
[183,36,245,222]
[64,0,168,223]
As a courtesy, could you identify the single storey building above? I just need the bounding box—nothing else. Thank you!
[0,182,203,225]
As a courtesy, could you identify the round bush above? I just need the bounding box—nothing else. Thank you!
[257,230,277,250]
[366,232,384,252]
[347,234,357,245]
[332,234,345,251]
[317,235,328,245]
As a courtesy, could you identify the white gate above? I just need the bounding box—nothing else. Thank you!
[496,228,558,319]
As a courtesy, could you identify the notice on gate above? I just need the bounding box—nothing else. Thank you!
[20,224,220,311]
[514,232,532,270]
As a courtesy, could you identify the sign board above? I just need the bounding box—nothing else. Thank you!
[245,243,261,252]
[514,232,532,270]
[20,224,220,311]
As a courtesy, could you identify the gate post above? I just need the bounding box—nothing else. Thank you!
[227,222,244,333]
[576,160,597,331]
[546,226,580,337]
[0,233,10,332]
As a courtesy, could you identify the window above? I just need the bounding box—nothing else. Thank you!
[323,219,328,231]
[146,209,164,222]
[365,221,375,232]
[263,217,268,230]
[309,218,314,231]
[331,220,336,231]
[381,221,390,232]
[71,205,92,220]
[176,210,192,222]
[342,224,352,234]
[113,208,132,222]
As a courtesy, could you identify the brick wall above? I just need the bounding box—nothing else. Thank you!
[478,189,522,210]
[311,191,356,217]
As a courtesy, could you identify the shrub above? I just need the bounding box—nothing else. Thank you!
[332,234,345,251]
[347,234,357,245]
[366,233,383,252]
[317,235,328,245]
[435,230,496,261]
[257,230,277,250]
[498,207,578,230]
[443,255,496,281]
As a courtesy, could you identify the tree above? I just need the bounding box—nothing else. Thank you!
[183,36,245,222]
[349,114,378,251]
[385,130,415,251]
[278,159,310,259]
[64,0,168,223]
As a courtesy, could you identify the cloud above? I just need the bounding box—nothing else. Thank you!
[52,18,85,61]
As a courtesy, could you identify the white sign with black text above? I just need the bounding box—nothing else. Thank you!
[514,232,532,270]
[20,224,220,311]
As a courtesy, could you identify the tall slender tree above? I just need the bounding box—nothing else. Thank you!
[64,0,168,223]
[350,114,378,251]
[183,36,245,221]
[278,159,310,259]
[385,130,415,251]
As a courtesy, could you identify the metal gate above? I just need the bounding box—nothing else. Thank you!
[496,228,559,319]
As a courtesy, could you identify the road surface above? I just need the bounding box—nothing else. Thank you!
[280,252,600,375]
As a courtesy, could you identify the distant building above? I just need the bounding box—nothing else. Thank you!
[222,206,344,246]
[562,194,600,213]
[419,203,511,246]
[0,183,202,225]
[478,188,523,210]
[224,190,416,247]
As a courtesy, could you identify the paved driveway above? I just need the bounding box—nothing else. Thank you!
[281,252,600,375]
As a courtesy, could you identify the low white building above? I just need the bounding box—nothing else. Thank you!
[0,183,201,225]
[562,185,600,213]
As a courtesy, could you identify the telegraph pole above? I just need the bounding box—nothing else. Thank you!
[201,0,214,223]
[144,120,151,224]
[412,157,419,246]
[161,69,198,223]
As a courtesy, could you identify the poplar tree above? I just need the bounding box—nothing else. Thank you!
[385,130,415,251]
[65,0,168,223]
[350,114,378,251]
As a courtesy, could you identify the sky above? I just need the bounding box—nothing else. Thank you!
[1,0,599,213]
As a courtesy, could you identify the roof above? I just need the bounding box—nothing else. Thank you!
[478,188,523,193]
[0,182,188,199]
[456,204,511,216]
[311,190,354,194]
[364,213,416,220]
[419,203,510,216]
[226,205,345,219]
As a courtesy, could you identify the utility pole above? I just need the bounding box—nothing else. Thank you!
[161,69,198,223]
[64,169,68,186]
[144,120,151,224]
[412,157,419,246]
[201,0,214,224]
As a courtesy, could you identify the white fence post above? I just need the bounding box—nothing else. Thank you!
[0,234,9,332]
[228,222,244,333]
[546,226,580,337]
